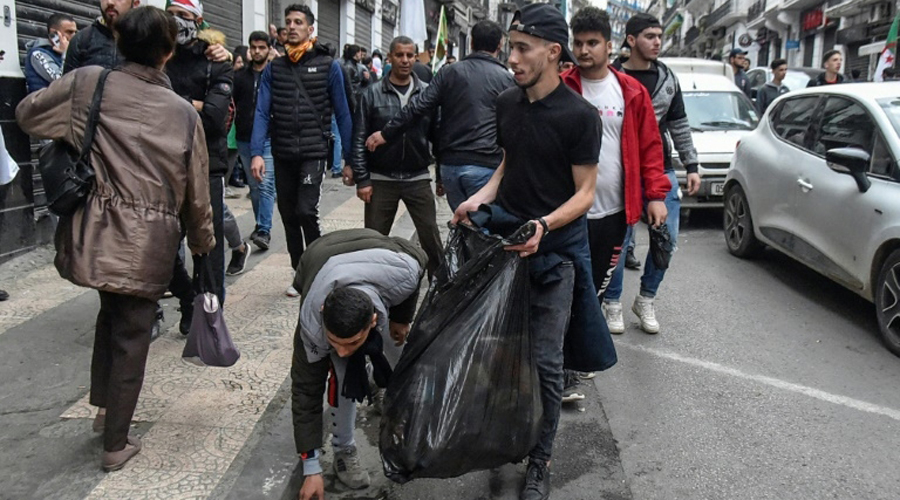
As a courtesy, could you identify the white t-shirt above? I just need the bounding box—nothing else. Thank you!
[581,73,625,219]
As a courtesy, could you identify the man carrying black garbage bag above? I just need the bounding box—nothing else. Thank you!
[290,228,426,500]
[452,4,617,500]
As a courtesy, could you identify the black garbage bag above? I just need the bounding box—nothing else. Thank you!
[379,223,542,484]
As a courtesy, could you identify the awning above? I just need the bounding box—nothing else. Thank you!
[665,14,684,35]
[860,41,886,57]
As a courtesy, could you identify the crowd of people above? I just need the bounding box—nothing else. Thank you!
[13,0,856,498]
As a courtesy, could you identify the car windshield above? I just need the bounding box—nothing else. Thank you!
[877,97,900,137]
[683,91,759,131]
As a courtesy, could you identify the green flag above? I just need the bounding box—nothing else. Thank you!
[876,13,900,81]
[431,5,449,74]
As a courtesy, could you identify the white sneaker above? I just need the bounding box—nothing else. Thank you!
[602,301,625,334]
[285,283,300,297]
[632,295,660,334]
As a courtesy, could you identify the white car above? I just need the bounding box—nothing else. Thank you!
[662,58,759,208]
[724,82,900,356]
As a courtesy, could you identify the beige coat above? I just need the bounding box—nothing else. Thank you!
[17,63,215,300]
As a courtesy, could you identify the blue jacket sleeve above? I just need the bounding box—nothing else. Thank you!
[328,61,352,158]
[251,65,273,157]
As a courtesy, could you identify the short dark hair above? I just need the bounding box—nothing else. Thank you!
[343,43,360,60]
[47,13,74,32]
[249,30,269,45]
[285,4,314,25]
[570,6,611,42]
[770,58,787,71]
[471,20,503,52]
[233,45,248,63]
[323,288,374,339]
[277,27,287,35]
[115,6,176,68]
[823,49,840,64]
[390,36,415,54]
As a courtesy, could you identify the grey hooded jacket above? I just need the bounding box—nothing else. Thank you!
[290,229,426,459]
[613,58,699,173]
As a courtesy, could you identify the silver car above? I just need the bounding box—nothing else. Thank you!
[724,83,900,356]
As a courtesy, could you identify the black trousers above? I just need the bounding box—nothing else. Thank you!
[169,176,225,305]
[274,157,325,270]
[587,210,628,301]
[90,291,158,452]
[363,179,443,277]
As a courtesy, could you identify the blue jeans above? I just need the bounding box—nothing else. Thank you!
[331,115,342,175]
[440,164,496,212]
[237,140,276,234]
[606,171,680,300]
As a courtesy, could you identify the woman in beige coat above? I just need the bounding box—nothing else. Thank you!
[16,6,215,471]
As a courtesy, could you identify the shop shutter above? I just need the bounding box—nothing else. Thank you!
[354,8,372,50]
[318,0,340,50]
[204,0,243,49]
[381,20,393,53]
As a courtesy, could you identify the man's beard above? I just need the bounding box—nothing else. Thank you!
[637,46,658,61]
[102,9,119,26]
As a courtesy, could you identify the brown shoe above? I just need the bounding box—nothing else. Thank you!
[92,411,105,433]
[102,436,142,472]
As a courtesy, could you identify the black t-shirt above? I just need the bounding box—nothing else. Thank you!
[622,67,658,96]
[496,81,602,222]
[391,82,411,94]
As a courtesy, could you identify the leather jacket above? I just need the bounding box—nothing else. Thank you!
[381,52,514,168]
[351,75,436,187]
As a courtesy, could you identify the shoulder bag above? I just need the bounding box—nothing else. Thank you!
[37,68,111,216]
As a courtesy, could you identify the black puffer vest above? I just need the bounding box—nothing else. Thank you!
[269,45,334,160]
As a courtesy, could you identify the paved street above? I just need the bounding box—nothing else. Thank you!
[1,183,900,500]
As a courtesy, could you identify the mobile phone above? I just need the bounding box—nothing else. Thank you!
[50,33,61,47]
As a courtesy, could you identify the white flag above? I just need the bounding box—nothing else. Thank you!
[399,0,428,50]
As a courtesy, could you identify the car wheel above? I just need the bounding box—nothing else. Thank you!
[723,184,763,258]
[875,249,900,357]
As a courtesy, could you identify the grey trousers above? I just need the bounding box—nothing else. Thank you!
[529,262,576,463]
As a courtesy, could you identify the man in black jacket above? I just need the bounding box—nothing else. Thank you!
[250,3,352,297]
[165,0,234,305]
[808,50,846,87]
[348,36,442,277]
[234,30,276,251]
[366,21,514,211]
[64,0,231,73]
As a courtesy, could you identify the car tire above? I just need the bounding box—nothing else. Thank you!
[723,184,764,258]
[875,249,900,357]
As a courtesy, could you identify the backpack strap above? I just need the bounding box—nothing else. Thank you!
[78,69,112,162]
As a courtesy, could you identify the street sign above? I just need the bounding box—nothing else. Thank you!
[786,40,801,50]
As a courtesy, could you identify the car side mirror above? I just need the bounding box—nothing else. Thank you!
[826,147,871,193]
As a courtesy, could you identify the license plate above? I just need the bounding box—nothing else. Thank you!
[711,182,725,196]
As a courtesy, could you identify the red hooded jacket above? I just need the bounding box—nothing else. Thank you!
[561,66,670,225]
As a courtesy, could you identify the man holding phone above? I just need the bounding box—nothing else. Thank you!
[24,14,77,93]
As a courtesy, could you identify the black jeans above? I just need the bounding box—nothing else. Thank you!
[529,262,575,463]
[90,291,158,452]
[363,179,443,277]
[587,210,628,301]
[274,157,325,270]
[167,176,225,307]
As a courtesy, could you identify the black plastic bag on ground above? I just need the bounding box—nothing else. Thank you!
[380,223,541,484]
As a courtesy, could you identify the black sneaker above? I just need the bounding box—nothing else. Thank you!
[226,244,251,275]
[179,301,193,336]
[520,459,550,500]
[0,289,8,301]
[561,370,585,403]
[625,248,641,270]
[331,171,342,178]
[251,231,270,251]
[150,305,164,341]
